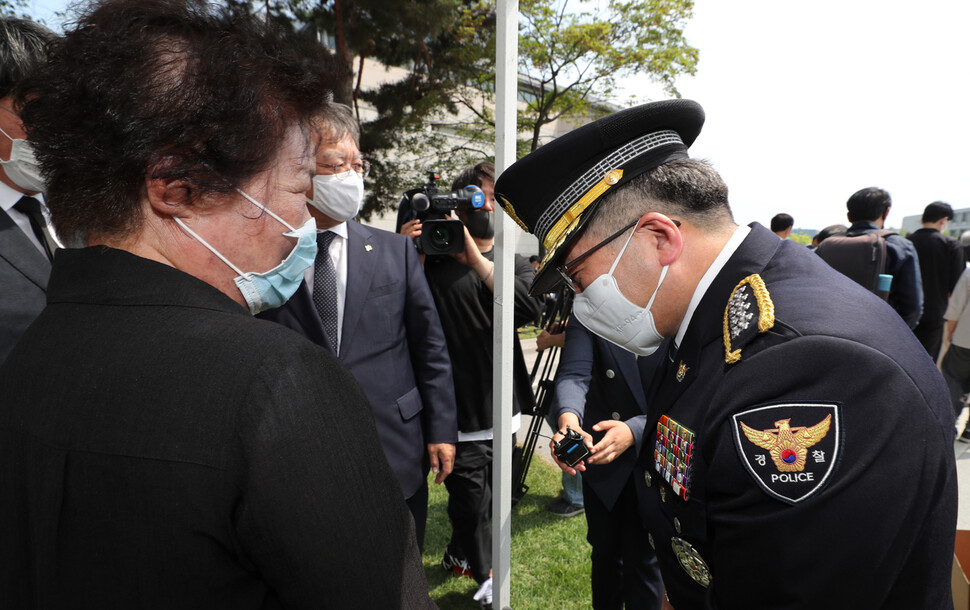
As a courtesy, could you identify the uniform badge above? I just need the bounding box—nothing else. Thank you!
[364,244,373,252]
[671,537,711,587]
[723,274,774,364]
[676,361,689,382]
[731,403,842,504]
[654,415,695,501]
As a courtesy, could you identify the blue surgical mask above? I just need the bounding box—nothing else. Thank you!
[175,188,318,314]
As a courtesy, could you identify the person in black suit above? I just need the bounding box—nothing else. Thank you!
[907,201,965,360]
[549,319,664,609]
[260,103,457,551]
[494,99,956,608]
[0,16,57,365]
[404,161,542,608]
[0,3,433,607]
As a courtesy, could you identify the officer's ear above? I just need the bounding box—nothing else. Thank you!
[635,212,682,266]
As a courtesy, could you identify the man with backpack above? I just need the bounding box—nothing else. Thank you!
[816,187,923,328]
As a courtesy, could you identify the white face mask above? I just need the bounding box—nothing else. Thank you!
[0,125,45,193]
[572,225,669,356]
[307,169,363,222]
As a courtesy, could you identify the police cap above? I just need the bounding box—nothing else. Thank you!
[494,99,705,295]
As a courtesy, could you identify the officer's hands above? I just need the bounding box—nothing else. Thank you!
[549,413,594,475]
[428,442,455,484]
[585,420,634,465]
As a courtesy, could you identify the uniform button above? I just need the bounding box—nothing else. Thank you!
[644,471,653,487]
[648,533,655,549]
[660,487,667,503]
[611,411,621,420]
[674,517,682,534]
[605,369,615,379]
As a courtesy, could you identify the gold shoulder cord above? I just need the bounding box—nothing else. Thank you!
[723,274,775,364]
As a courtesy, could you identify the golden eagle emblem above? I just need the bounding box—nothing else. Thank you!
[739,415,831,472]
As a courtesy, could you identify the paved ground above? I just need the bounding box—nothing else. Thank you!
[520,334,970,529]
[955,440,970,530]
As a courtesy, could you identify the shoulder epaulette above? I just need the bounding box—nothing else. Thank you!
[723,274,775,364]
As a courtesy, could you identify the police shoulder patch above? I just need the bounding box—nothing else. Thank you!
[723,274,774,364]
[731,403,842,504]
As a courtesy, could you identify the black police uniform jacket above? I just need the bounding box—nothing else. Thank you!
[638,223,957,609]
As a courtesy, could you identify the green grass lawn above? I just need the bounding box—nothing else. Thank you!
[423,453,592,609]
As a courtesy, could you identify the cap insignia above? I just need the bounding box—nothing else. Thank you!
[723,274,774,364]
[534,129,683,241]
[543,168,624,250]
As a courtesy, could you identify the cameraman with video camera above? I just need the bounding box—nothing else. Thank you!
[402,161,541,609]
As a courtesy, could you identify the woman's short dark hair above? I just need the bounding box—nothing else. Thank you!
[18,0,339,246]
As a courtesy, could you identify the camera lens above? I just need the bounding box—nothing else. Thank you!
[431,226,452,248]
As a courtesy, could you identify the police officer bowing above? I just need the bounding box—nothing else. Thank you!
[494,99,957,609]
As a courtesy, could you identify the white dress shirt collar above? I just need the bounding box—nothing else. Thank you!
[0,180,55,254]
[673,224,750,349]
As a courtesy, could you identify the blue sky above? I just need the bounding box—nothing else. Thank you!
[23,0,970,231]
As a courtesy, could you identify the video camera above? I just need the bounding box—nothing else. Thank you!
[554,427,591,467]
[402,171,485,256]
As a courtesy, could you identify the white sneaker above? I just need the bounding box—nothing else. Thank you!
[473,576,492,608]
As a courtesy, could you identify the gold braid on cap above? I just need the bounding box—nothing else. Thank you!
[496,195,530,232]
[543,169,623,251]
[537,169,622,272]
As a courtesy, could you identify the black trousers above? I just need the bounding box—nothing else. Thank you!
[584,475,663,610]
[914,322,944,362]
[405,481,429,554]
[943,343,970,417]
[444,439,493,584]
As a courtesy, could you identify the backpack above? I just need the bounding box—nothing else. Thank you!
[815,229,895,297]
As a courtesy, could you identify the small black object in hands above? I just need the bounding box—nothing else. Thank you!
[554,427,591,467]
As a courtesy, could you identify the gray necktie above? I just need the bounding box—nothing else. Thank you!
[313,231,339,353]
[14,196,54,261]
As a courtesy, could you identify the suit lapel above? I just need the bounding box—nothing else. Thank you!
[610,342,649,412]
[339,221,376,352]
[0,208,51,291]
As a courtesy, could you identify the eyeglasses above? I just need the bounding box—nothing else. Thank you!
[318,159,370,179]
[556,217,680,292]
